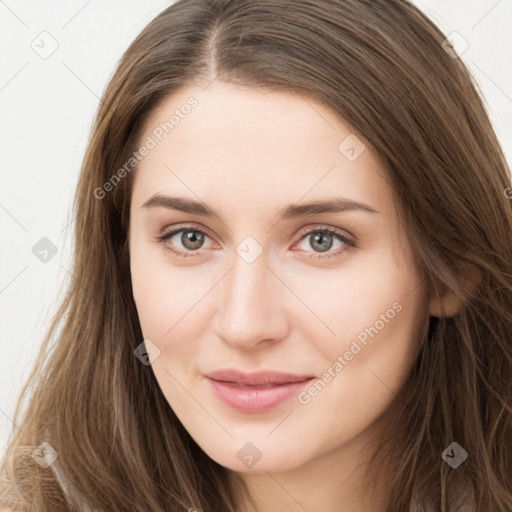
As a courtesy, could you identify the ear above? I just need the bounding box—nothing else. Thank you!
[428,262,482,318]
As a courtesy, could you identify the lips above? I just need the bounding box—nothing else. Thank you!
[204,369,315,413]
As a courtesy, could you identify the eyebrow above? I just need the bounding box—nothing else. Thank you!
[141,194,380,220]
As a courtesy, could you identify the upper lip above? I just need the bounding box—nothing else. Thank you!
[205,369,315,386]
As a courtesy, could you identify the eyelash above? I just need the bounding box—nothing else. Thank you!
[156,224,356,260]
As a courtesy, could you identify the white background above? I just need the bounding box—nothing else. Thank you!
[1,0,511,455]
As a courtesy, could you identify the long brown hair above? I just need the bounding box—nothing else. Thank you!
[2,0,512,510]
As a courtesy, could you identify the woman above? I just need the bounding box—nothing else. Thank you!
[2,0,511,510]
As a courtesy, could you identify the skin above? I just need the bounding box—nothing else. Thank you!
[128,80,457,512]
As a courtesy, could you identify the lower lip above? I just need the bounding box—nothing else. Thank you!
[206,377,314,413]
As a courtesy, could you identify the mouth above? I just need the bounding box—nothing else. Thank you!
[204,370,315,413]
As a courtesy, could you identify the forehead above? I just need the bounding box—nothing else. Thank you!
[131,80,393,221]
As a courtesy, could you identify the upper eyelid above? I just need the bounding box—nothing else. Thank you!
[159,223,217,243]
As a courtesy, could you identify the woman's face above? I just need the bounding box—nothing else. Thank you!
[129,80,430,474]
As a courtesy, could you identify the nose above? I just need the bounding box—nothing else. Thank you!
[213,249,290,351]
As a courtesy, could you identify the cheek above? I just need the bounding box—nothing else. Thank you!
[129,227,176,326]
[282,249,423,351]
[129,237,215,353]
[293,264,426,452]
[297,248,426,395]
[317,263,426,401]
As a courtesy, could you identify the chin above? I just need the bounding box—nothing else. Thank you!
[198,439,309,474]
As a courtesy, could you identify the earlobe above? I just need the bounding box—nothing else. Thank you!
[428,263,482,318]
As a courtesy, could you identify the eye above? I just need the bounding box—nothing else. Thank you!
[156,224,356,260]
[293,225,356,260]
[157,225,215,258]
